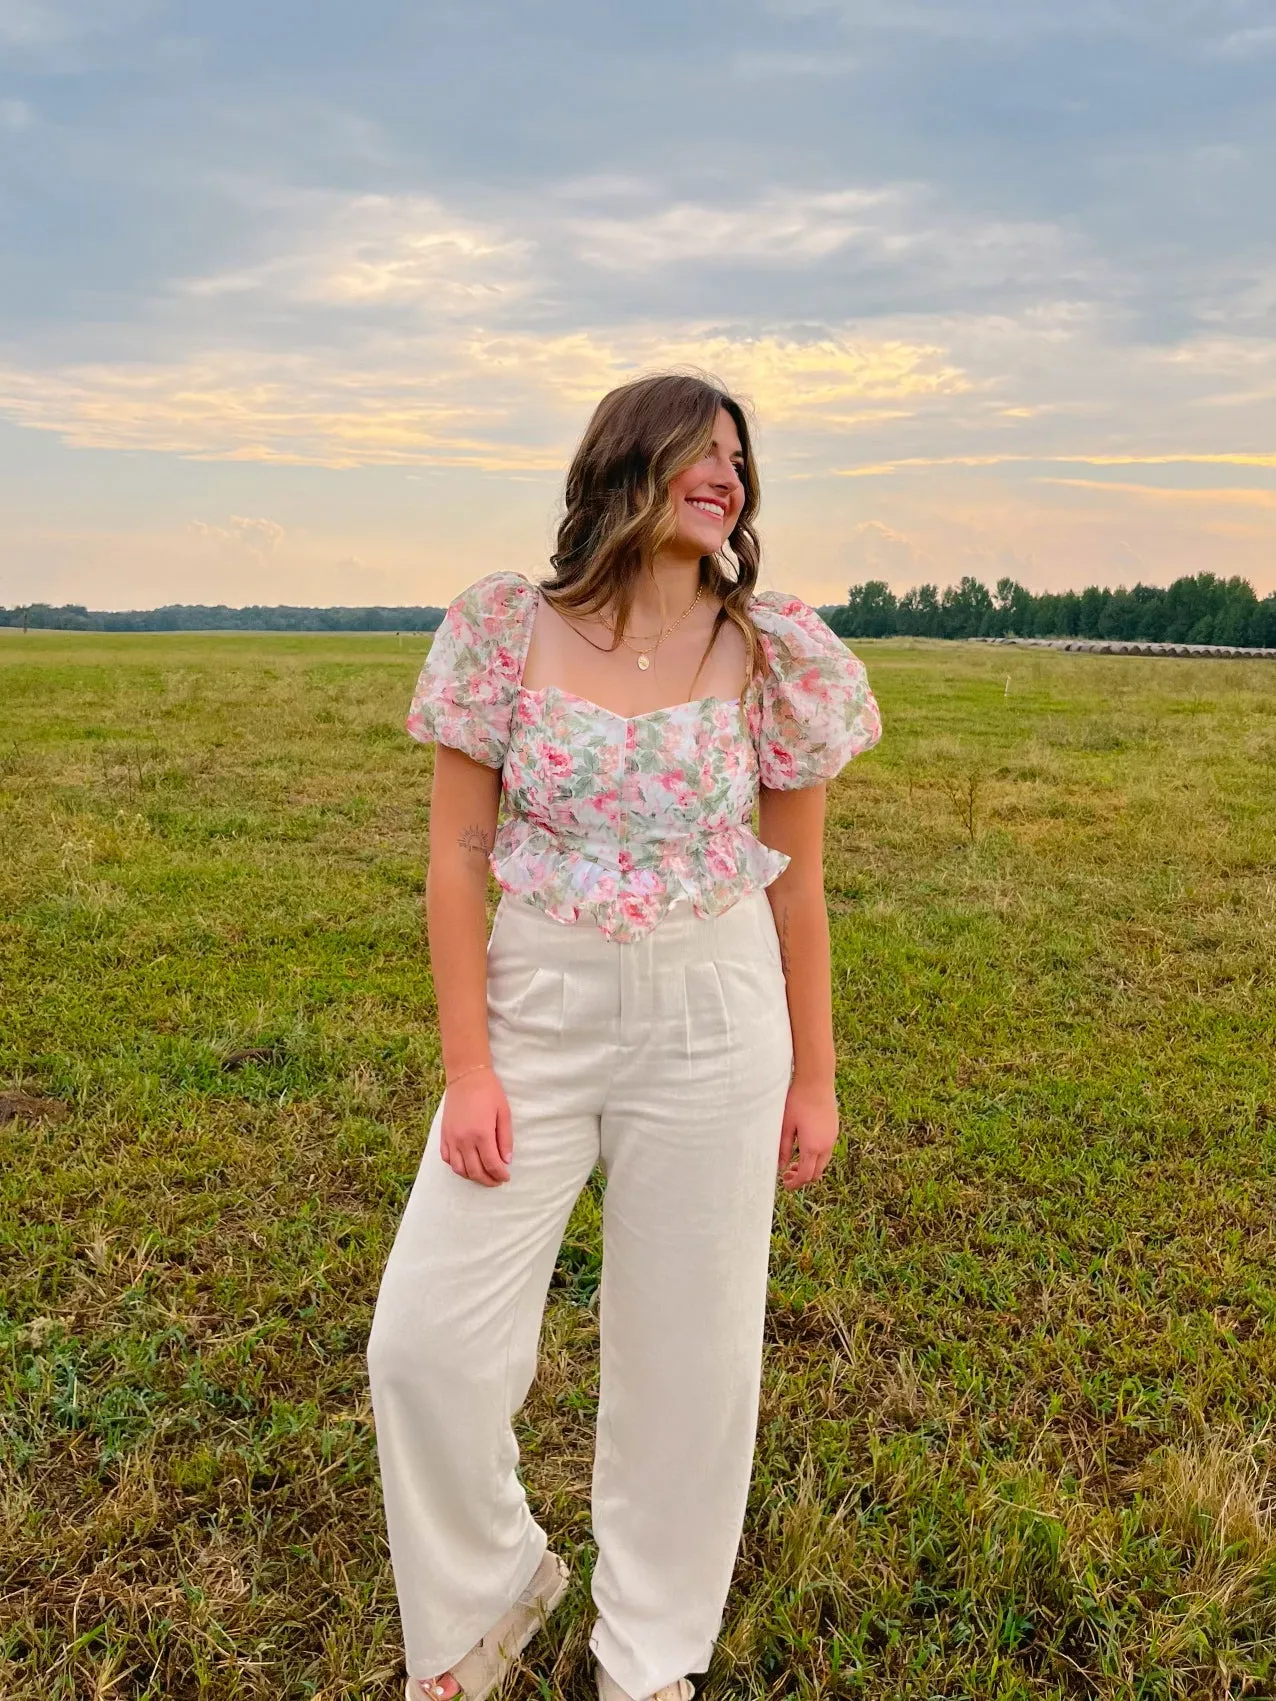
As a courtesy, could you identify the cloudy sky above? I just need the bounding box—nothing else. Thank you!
[2,0,1275,611]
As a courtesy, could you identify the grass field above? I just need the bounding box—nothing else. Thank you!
[2,628,1274,1701]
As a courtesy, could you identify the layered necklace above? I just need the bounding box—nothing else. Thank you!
[569,583,703,670]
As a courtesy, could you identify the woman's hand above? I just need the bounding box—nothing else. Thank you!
[440,1068,514,1186]
[777,1075,839,1190]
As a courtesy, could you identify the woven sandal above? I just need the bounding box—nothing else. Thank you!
[406,1550,570,1701]
[596,1664,695,1701]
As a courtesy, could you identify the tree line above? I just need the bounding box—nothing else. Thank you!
[817,572,1276,648]
[6,571,1275,647]
[0,603,447,633]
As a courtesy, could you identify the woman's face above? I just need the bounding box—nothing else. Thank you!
[666,407,747,558]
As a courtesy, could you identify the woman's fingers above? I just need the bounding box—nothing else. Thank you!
[776,1119,797,1174]
[782,1150,817,1190]
[783,1135,835,1190]
[495,1097,513,1167]
[459,1142,494,1186]
[442,1129,510,1187]
[477,1129,511,1185]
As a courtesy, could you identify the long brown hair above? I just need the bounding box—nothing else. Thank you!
[541,372,768,689]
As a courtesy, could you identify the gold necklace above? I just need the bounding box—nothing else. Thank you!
[566,584,704,670]
[622,584,704,670]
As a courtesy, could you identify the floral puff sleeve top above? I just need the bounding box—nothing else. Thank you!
[407,570,882,943]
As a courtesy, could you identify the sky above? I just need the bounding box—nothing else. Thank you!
[2,0,1275,612]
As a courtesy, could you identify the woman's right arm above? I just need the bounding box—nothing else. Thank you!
[425,742,513,1187]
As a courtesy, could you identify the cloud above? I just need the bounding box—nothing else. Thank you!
[185,191,535,315]
[0,96,32,129]
[1212,24,1276,57]
[464,326,968,418]
[764,0,1228,44]
[838,451,1276,477]
[553,174,657,201]
[729,49,860,78]
[0,350,561,469]
[845,519,931,582]
[0,325,969,467]
[0,0,77,45]
[566,189,900,271]
[164,174,1101,352]
[192,515,285,555]
[1038,479,1276,507]
[559,184,1084,295]
[0,0,156,51]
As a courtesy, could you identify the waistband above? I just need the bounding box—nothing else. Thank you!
[489,886,777,970]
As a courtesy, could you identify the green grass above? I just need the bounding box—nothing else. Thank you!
[2,628,1274,1700]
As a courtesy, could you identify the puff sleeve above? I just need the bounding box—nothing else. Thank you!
[749,590,883,788]
[405,571,536,768]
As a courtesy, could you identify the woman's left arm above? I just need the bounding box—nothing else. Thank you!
[759,782,839,1191]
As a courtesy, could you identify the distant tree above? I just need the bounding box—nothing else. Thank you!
[938,576,994,639]
[898,583,941,637]
[1098,589,1139,640]
[1031,593,1062,637]
[840,580,899,637]
[1213,577,1258,646]
[1249,594,1276,647]
[1076,586,1108,638]
[994,577,1035,637]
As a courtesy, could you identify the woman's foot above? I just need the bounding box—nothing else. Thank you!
[405,1551,570,1701]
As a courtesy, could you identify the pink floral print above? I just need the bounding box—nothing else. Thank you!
[406,570,882,943]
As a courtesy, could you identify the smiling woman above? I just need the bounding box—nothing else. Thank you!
[366,371,881,1701]
[538,373,762,690]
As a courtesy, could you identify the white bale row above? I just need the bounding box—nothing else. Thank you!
[971,637,1276,660]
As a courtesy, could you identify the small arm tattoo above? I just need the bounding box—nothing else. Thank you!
[777,908,792,976]
[457,824,493,854]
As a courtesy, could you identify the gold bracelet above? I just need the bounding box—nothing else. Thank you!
[445,1061,495,1087]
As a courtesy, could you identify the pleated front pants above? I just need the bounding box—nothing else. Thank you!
[367,888,794,1698]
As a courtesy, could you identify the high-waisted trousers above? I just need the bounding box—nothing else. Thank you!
[366,887,794,1698]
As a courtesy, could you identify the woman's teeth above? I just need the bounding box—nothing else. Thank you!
[688,500,724,518]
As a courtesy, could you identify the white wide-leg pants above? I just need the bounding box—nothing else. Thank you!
[367,888,794,1698]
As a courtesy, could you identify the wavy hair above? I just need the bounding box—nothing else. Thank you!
[540,372,768,690]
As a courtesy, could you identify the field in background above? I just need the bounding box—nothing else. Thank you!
[2,629,1274,1700]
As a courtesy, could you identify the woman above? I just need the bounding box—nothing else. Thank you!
[367,373,882,1701]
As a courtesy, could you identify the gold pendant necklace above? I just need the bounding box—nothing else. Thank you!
[561,583,704,670]
[619,584,703,670]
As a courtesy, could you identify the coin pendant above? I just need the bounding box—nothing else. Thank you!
[637,654,650,670]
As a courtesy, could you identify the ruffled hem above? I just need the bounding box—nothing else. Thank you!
[489,821,790,945]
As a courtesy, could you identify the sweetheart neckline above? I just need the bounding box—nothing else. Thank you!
[517,683,745,725]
